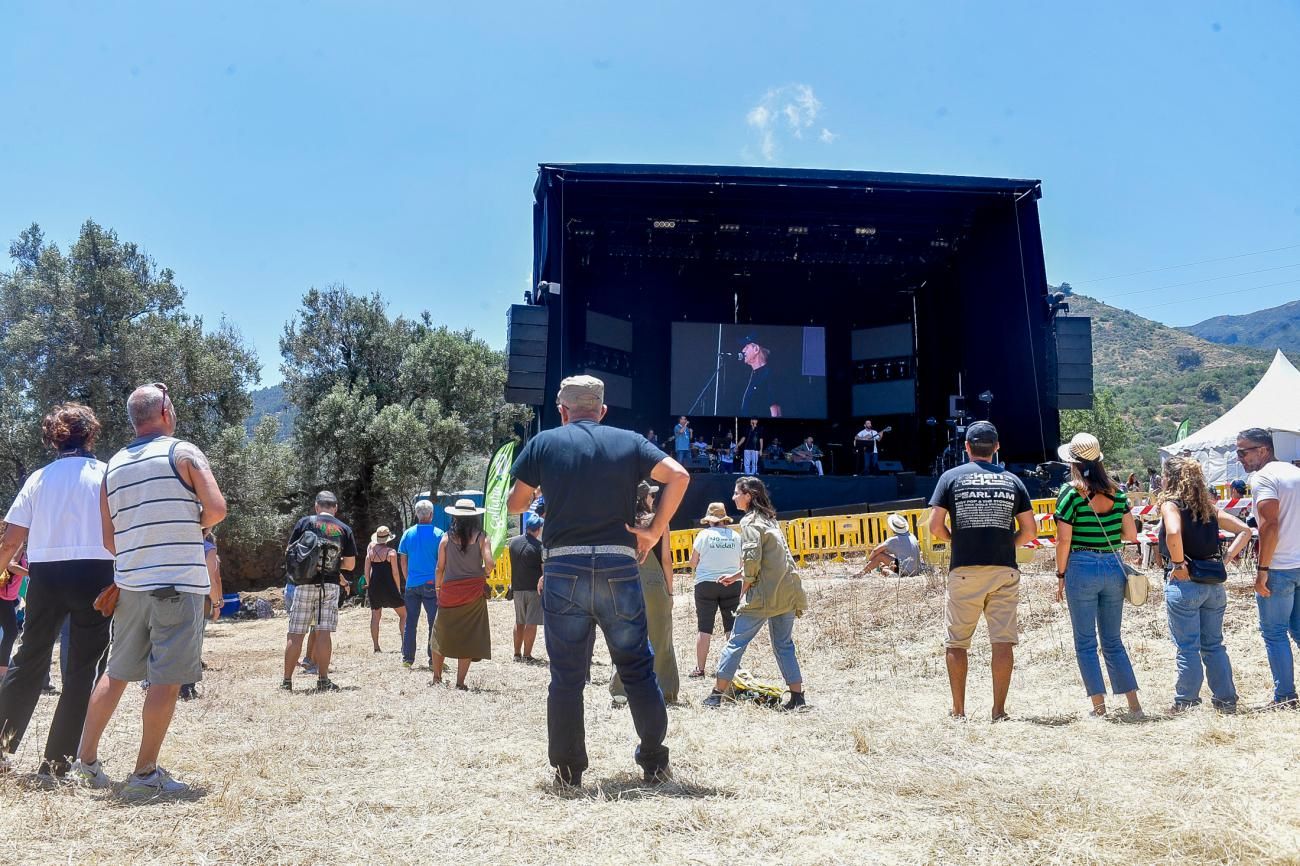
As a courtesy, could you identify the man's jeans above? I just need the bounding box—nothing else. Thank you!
[402,583,438,665]
[716,610,802,684]
[1165,579,1237,708]
[543,553,668,780]
[1063,550,1139,697]
[1256,567,1300,702]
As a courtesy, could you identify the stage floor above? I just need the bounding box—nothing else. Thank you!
[671,472,940,529]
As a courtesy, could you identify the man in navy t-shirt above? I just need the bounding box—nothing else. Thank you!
[507,375,690,788]
[928,421,1035,721]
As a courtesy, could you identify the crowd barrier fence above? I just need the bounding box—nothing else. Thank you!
[486,497,1062,592]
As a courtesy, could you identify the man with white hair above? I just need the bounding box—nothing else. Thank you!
[508,375,690,788]
[398,498,444,669]
[73,383,227,797]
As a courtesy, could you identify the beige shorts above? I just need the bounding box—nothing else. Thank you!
[944,566,1020,649]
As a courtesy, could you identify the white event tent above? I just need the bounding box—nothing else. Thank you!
[1159,350,1300,483]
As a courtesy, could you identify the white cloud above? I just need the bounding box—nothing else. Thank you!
[745,84,835,161]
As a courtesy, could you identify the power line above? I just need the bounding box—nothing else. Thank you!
[1140,276,1300,311]
[1105,261,1300,300]
[1074,241,1300,284]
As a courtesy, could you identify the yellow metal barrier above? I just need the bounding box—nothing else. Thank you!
[487,496,1064,587]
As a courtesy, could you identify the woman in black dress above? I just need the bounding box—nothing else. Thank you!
[365,526,405,653]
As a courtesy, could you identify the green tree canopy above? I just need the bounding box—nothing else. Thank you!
[0,221,259,501]
[1059,388,1133,464]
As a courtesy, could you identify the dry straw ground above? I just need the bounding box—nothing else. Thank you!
[1,558,1298,865]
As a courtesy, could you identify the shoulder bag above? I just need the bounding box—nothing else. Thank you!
[1083,496,1148,606]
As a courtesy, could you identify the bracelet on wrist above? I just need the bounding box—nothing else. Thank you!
[1258,566,1270,572]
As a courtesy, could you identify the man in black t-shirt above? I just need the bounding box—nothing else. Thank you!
[738,418,764,475]
[509,515,545,663]
[928,422,1035,720]
[507,375,689,787]
[281,491,358,692]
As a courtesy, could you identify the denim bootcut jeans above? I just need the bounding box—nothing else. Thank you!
[1164,578,1236,708]
[1256,567,1300,703]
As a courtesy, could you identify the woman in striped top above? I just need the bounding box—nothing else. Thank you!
[1054,432,1143,718]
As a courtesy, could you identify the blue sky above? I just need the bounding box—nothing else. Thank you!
[2,2,1298,385]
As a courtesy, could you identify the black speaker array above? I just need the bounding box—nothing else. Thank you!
[505,304,548,406]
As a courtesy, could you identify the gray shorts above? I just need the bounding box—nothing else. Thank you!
[107,589,206,685]
[514,590,543,626]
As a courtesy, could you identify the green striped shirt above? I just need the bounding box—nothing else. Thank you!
[1055,485,1128,552]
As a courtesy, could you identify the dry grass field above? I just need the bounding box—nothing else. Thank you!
[1,558,1298,865]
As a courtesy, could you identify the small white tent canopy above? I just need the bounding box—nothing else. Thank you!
[1160,350,1300,484]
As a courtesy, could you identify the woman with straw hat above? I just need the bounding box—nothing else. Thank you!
[432,499,495,690]
[703,477,808,711]
[688,501,743,678]
[611,481,679,704]
[1053,432,1144,718]
[364,526,405,654]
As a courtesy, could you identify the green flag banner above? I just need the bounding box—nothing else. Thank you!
[1175,418,1190,443]
[483,439,517,559]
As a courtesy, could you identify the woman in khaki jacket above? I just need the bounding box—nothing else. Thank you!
[703,476,808,710]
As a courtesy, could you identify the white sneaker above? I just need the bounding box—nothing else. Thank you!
[71,758,112,789]
[122,766,189,799]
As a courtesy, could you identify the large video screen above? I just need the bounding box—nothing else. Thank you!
[669,323,827,419]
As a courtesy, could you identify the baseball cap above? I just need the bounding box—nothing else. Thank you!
[526,514,544,531]
[965,421,998,446]
[557,375,605,410]
[736,331,768,350]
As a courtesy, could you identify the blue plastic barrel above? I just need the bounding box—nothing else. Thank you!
[220,593,241,618]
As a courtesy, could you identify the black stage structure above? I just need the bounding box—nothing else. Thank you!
[508,164,1077,526]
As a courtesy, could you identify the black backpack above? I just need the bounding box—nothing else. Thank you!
[286,532,325,585]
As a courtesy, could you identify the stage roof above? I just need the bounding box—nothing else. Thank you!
[537,163,1042,199]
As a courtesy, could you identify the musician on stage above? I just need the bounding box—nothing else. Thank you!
[791,435,824,476]
[854,419,885,475]
[738,418,764,475]
[716,431,737,473]
[737,334,782,418]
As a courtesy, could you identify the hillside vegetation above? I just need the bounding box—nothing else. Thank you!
[1184,297,1300,355]
[1066,294,1270,470]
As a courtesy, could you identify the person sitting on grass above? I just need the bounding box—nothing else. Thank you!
[703,477,808,712]
[858,514,921,577]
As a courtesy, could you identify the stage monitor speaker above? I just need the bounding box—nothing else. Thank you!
[506,304,548,405]
[808,503,871,518]
[1056,316,1093,410]
[894,471,917,497]
[867,498,927,514]
[877,459,905,474]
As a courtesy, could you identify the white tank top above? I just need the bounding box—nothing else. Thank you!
[105,435,209,593]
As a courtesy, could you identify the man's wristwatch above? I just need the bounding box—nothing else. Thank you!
[1056,572,1066,580]
[1258,566,1270,572]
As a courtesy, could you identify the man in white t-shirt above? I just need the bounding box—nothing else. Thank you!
[1237,427,1300,707]
[855,420,884,475]
[688,503,742,677]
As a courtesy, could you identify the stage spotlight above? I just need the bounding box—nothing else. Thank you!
[788,226,808,235]
[719,223,740,232]
[855,226,876,236]
[652,219,677,229]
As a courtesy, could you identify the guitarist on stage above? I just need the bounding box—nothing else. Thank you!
[854,419,888,475]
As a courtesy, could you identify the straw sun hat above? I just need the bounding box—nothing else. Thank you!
[1057,432,1104,464]
[700,502,734,525]
[887,513,910,534]
[445,498,486,517]
[371,525,394,545]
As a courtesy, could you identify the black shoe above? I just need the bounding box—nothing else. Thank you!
[315,678,341,692]
[553,767,582,788]
[280,679,293,692]
[702,690,725,708]
[179,684,198,701]
[782,691,807,712]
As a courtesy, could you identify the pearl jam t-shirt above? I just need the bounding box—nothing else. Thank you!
[929,461,1033,570]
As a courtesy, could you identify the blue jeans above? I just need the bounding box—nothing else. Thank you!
[1256,566,1300,702]
[716,611,802,684]
[542,553,668,780]
[402,583,439,664]
[1064,549,1139,697]
[1165,579,1236,707]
